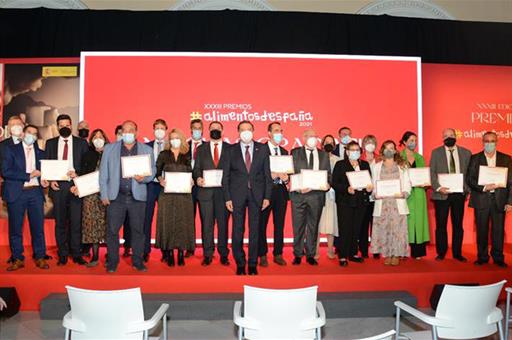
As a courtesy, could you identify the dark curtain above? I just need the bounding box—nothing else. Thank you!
[0,8,511,66]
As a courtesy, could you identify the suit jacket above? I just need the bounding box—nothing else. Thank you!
[333,143,347,159]
[45,135,89,174]
[264,142,290,201]
[332,158,371,207]
[222,141,272,206]
[79,148,102,176]
[99,141,156,202]
[467,151,512,211]
[429,145,472,200]
[2,142,44,203]
[0,137,16,198]
[193,141,230,201]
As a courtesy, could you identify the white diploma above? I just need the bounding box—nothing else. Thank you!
[40,160,69,181]
[408,167,431,187]
[301,169,328,191]
[121,154,152,178]
[270,155,294,174]
[438,173,464,193]
[478,166,508,187]
[164,172,192,193]
[346,170,372,190]
[289,174,303,192]
[375,179,402,198]
[73,171,100,198]
[203,169,223,188]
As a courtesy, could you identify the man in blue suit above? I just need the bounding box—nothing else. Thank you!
[100,120,155,273]
[3,125,49,271]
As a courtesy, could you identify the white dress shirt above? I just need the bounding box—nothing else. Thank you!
[57,136,74,171]
[190,140,203,168]
[153,140,165,182]
[485,152,497,167]
[23,142,38,187]
[444,146,460,173]
[305,147,319,170]
[268,142,281,156]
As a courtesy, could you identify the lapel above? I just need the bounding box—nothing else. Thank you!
[14,143,26,171]
[480,152,488,167]
[496,152,505,167]
[439,147,449,172]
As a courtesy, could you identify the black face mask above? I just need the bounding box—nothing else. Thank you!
[210,129,222,140]
[323,144,334,153]
[59,127,72,138]
[78,128,89,139]
[444,137,456,148]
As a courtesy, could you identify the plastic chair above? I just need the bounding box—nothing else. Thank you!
[394,280,506,340]
[233,285,326,339]
[63,286,169,340]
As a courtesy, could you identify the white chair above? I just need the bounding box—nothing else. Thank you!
[503,287,512,339]
[233,285,326,340]
[356,330,396,340]
[63,286,169,340]
[394,280,506,340]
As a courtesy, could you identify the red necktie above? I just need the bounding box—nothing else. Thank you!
[62,139,69,161]
[213,143,219,168]
[193,142,199,160]
[245,145,251,172]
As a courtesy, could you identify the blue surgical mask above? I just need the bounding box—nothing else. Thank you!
[383,149,396,159]
[273,133,283,144]
[348,150,360,161]
[23,133,36,146]
[122,133,135,145]
[407,142,416,151]
[484,142,496,154]
[192,129,202,141]
[341,135,351,145]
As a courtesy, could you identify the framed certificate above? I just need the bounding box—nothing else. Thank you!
[346,170,372,190]
[301,169,328,191]
[121,154,152,178]
[203,169,223,188]
[438,173,464,193]
[289,174,303,192]
[375,179,402,198]
[164,172,192,193]
[269,155,294,174]
[478,166,508,187]
[73,171,100,198]
[40,160,69,181]
[408,167,431,187]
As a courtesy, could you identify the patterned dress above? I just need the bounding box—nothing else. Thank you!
[370,164,409,257]
[318,154,340,236]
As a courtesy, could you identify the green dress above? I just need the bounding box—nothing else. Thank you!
[401,150,430,257]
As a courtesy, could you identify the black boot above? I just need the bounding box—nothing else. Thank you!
[166,250,175,267]
[178,249,185,266]
[161,249,168,262]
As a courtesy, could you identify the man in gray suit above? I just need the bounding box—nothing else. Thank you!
[100,120,155,273]
[290,129,331,266]
[429,128,472,262]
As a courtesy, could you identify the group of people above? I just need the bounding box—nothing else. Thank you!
[1,114,511,275]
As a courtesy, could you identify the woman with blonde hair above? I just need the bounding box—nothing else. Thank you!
[155,128,195,266]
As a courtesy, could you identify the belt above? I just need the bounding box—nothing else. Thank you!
[22,186,39,191]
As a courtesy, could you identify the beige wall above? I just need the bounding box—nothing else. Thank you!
[82,0,512,23]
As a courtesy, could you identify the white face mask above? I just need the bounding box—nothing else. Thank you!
[10,125,23,137]
[170,138,181,149]
[154,128,165,140]
[240,130,253,144]
[306,136,318,149]
[93,138,105,149]
[364,143,376,153]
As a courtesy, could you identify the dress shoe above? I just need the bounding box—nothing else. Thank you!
[202,256,212,266]
[143,253,150,263]
[236,266,246,275]
[391,257,400,266]
[220,256,230,266]
[86,260,99,268]
[273,255,287,266]
[167,250,175,267]
[133,263,148,272]
[373,254,381,259]
[106,264,118,273]
[185,250,194,258]
[35,258,49,270]
[161,250,168,262]
[494,260,508,268]
[474,259,488,266]
[6,259,24,271]
[349,256,364,263]
[384,257,392,265]
[177,250,185,266]
[362,254,369,259]
[339,259,348,267]
[454,256,467,263]
[292,257,302,265]
[259,256,268,267]
[72,256,87,265]
[57,256,68,266]
[435,255,445,261]
[122,247,131,258]
[248,266,258,275]
[306,257,318,266]
[43,254,53,260]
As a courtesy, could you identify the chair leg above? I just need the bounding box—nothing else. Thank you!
[163,313,168,340]
[64,329,70,340]
[506,291,511,340]
[431,326,438,340]
[144,329,149,340]
[498,320,505,340]
[395,306,400,340]
[238,326,243,340]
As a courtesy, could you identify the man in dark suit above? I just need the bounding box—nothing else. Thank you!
[467,131,512,267]
[258,122,289,267]
[333,126,351,160]
[429,128,472,262]
[223,121,272,275]
[3,125,49,271]
[45,114,89,266]
[142,118,168,262]
[187,118,204,257]
[193,121,231,266]
[0,116,24,194]
[290,129,331,266]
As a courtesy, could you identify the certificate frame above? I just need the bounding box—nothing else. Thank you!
[301,169,328,191]
[73,171,100,198]
[289,174,303,192]
[121,154,152,178]
[478,166,508,188]
[40,160,69,181]
[346,170,372,190]
[269,155,294,174]
[438,173,464,193]
[408,167,431,187]
[202,169,223,188]
[164,172,193,193]
[375,179,402,198]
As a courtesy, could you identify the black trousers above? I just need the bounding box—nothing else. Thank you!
[190,185,199,252]
[51,181,82,258]
[232,190,260,267]
[142,182,161,254]
[291,192,323,259]
[258,184,288,257]
[433,193,465,258]
[474,195,505,263]
[198,188,230,258]
[358,201,374,256]
[335,202,367,259]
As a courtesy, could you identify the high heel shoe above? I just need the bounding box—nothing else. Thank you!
[166,250,175,267]
[177,249,185,266]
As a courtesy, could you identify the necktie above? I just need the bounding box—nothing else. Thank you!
[62,139,69,161]
[213,143,219,168]
[26,146,34,173]
[274,147,279,155]
[449,149,456,173]
[193,142,199,160]
[245,145,251,172]
[157,142,163,153]
[308,149,314,169]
